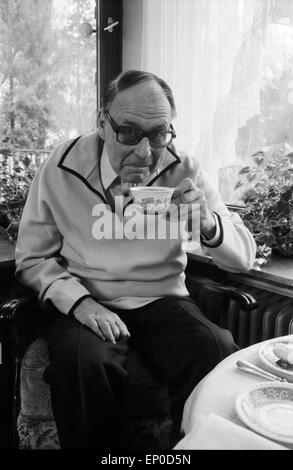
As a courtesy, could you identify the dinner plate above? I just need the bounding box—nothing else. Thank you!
[235,382,293,444]
[258,336,293,382]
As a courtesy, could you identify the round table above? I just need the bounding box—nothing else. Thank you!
[179,334,293,450]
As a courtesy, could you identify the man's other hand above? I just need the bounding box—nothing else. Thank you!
[72,297,130,343]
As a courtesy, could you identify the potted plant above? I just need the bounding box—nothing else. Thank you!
[233,148,293,265]
[0,138,38,242]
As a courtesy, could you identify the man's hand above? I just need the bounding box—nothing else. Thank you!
[72,297,130,344]
[170,177,217,239]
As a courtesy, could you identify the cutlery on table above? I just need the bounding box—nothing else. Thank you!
[236,360,288,383]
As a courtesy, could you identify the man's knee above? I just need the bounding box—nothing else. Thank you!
[179,298,239,362]
[209,324,239,361]
[186,319,238,370]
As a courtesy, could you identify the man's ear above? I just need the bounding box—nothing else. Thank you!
[97,109,106,139]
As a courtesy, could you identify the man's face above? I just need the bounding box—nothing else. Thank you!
[102,81,172,184]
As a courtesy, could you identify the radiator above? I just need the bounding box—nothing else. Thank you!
[218,285,293,349]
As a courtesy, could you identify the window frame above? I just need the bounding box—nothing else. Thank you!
[96,0,123,114]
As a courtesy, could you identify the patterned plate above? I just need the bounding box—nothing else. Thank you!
[235,382,293,444]
[258,337,293,382]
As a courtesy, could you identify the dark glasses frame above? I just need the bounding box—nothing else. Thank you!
[104,111,176,148]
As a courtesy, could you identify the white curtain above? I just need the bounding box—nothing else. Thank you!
[124,0,293,195]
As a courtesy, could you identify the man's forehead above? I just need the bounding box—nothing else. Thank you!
[109,81,171,120]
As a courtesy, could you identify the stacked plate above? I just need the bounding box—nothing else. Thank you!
[258,338,293,383]
[235,337,293,445]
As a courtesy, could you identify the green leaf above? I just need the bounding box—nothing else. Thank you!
[257,244,272,258]
[252,154,264,166]
[234,180,243,190]
[247,171,257,182]
[265,164,276,171]
[238,165,251,175]
[255,232,275,245]
[276,200,288,212]
[281,189,293,202]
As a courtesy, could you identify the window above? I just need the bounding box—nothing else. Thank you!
[0,0,97,151]
[0,0,123,217]
[123,0,293,204]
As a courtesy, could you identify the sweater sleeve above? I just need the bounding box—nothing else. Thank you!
[196,169,257,273]
[15,163,91,315]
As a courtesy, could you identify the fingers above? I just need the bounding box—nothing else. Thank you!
[114,317,131,341]
[87,317,119,344]
[110,321,122,341]
[87,316,107,341]
[97,318,117,343]
[75,304,131,344]
[172,178,198,205]
[165,201,200,222]
[173,177,194,196]
[87,314,130,344]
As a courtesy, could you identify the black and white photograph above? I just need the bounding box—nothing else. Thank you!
[0,0,293,460]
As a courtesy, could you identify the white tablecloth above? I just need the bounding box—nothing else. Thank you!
[175,334,293,450]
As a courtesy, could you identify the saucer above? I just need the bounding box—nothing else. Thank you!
[235,381,293,444]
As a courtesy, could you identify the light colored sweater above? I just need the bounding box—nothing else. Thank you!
[15,130,256,313]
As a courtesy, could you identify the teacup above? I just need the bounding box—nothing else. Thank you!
[130,186,175,213]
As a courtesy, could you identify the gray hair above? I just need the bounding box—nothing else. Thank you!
[102,70,176,119]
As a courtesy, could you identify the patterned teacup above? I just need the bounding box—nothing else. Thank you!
[130,186,175,213]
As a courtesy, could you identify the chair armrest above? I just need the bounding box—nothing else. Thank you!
[186,274,259,311]
[0,297,32,324]
[0,293,42,360]
[0,294,37,448]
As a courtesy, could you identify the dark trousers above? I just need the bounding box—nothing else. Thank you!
[44,296,239,449]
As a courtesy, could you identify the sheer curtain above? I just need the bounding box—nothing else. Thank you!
[123,0,293,195]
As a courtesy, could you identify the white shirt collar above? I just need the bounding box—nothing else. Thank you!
[100,144,118,190]
[100,143,177,190]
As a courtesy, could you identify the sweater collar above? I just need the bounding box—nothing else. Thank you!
[57,131,181,201]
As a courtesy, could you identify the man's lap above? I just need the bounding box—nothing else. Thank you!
[44,295,238,376]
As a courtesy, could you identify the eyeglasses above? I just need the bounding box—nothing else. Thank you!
[105,111,176,148]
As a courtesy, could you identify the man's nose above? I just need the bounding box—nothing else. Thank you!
[134,137,152,160]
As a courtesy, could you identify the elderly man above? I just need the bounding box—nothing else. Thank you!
[15,70,256,450]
